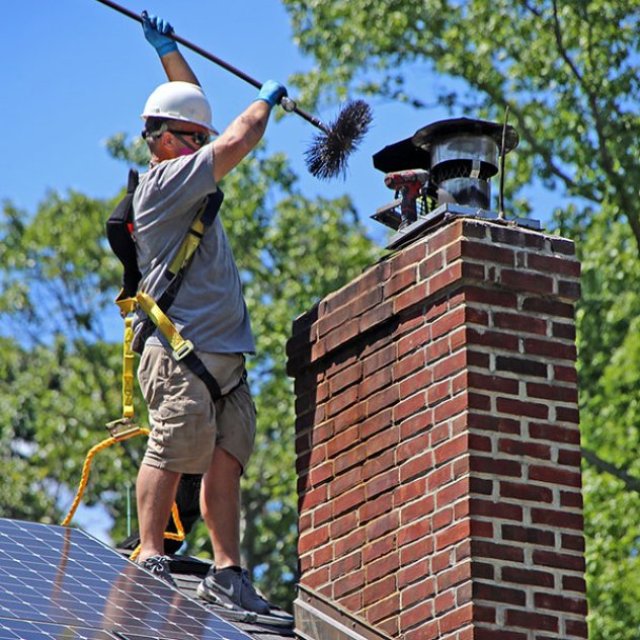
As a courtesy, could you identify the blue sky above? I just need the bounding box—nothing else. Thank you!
[2,0,462,247]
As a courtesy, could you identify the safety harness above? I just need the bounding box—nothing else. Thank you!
[106,168,227,404]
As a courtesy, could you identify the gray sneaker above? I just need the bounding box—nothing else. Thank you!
[140,554,176,588]
[197,567,270,614]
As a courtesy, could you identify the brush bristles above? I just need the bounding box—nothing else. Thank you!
[305,100,373,180]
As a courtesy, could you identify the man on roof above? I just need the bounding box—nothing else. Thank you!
[132,11,286,615]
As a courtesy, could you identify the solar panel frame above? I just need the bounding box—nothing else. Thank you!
[0,518,253,640]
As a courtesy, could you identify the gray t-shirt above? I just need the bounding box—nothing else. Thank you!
[132,145,255,354]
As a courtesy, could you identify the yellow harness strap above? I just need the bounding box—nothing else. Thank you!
[135,291,194,360]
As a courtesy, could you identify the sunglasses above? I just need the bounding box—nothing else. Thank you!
[167,130,211,147]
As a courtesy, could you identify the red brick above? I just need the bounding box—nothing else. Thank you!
[367,384,400,416]
[326,385,359,418]
[474,581,526,605]
[363,532,397,564]
[529,464,582,487]
[528,421,580,444]
[526,381,578,403]
[428,261,464,295]
[467,327,519,351]
[366,592,400,625]
[400,494,435,525]
[363,449,396,481]
[532,507,583,530]
[439,602,473,634]
[395,476,427,507]
[501,524,555,546]
[362,343,397,377]
[470,456,522,478]
[552,322,576,340]
[359,300,394,333]
[323,318,361,354]
[524,337,577,361]
[500,481,553,503]
[394,282,429,314]
[534,592,588,615]
[329,551,361,580]
[497,396,548,419]
[464,285,518,309]
[334,486,366,517]
[330,465,362,497]
[468,371,519,395]
[498,438,551,460]
[333,568,365,598]
[436,520,471,551]
[565,618,589,638]
[392,240,428,270]
[366,511,400,542]
[399,325,431,357]
[403,576,436,607]
[366,552,400,583]
[470,498,523,521]
[532,550,585,572]
[400,601,436,633]
[494,312,547,335]
[398,518,431,546]
[400,449,435,483]
[360,408,393,439]
[393,349,427,381]
[495,355,548,378]
[330,511,360,540]
[328,362,362,395]
[326,424,359,458]
[436,477,470,508]
[366,468,399,502]
[504,609,559,632]
[298,524,330,555]
[384,266,418,297]
[308,462,333,487]
[501,566,555,588]
[333,527,365,557]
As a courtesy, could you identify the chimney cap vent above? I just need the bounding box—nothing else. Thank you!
[412,117,519,154]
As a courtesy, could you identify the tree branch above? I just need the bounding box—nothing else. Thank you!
[581,446,640,495]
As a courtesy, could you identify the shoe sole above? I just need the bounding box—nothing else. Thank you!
[196,581,227,606]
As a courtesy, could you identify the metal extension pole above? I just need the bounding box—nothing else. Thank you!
[94,0,330,134]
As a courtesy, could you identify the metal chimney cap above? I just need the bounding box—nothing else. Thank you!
[412,117,519,154]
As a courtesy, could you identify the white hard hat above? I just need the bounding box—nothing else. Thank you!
[141,81,218,134]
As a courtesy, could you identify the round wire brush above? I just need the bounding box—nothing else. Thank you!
[305,100,373,180]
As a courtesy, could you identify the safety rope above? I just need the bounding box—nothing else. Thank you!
[61,309,185,558]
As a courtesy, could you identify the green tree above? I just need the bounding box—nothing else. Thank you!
[280,0,640,635]
[0,144,377,610]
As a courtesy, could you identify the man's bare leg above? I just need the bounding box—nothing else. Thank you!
[200,447,242,567]
[136,463,181,563]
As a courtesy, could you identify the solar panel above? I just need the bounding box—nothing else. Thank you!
[0,518,252,640]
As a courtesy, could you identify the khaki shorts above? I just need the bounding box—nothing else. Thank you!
[137,345,256,474]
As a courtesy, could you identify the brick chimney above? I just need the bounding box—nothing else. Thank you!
[286,217,587,640]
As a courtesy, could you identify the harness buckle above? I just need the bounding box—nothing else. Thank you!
[106,418,141,440]
[173,340,195,361]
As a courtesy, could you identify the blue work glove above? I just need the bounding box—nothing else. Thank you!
[141,11,177,57]
[255,80,288,108]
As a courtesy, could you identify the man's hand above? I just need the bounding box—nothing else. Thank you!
[255,80,288,108]
[141,11,177,58]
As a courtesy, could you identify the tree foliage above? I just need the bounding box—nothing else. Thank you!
[0,143,377,610]
[280,0,640,635]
